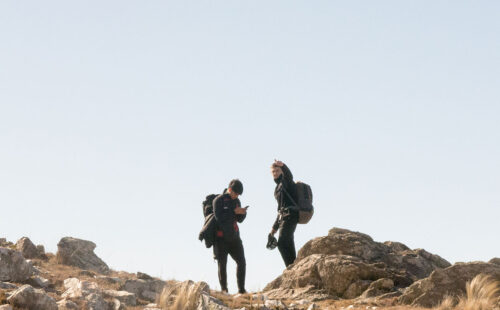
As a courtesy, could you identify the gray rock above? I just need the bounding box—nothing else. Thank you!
[137,271,153,280]
[37,245,45,255]
[7,284,57,310]
[57,299,79,310]
[265,254,392,299]
[110,298,125,310]
[264,299,286,308]
[56,237,109,274]
[489,258,500,266]
[0,282,18,289]
[198,293,231,310]
[383,241,410,253]
[96,275,123,284]
[265,228,450,301]
[0,247,33,282]
[26,275,51,288]
[79,270,97,277]
[297,228,450,281]
[398,261,500,307]
[103,289,136,306]
[360,278,394,298]
[16,237,41,259]
[85,293,107,310]
[344,280,371,299]
[121,278,165,302]
[62,277,100,298]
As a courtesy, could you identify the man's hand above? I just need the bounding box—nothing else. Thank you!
[235,206,247,215]
[274,159,284,167]
[270,228,277,235]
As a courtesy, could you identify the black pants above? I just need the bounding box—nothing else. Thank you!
[278,217,298,267]
[214,237,246,292]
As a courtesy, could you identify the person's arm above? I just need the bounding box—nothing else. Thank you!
[280,164,295,191]
[235,199,247,223]
[271,213,280,234]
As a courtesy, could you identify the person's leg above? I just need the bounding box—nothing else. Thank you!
[215,241,229,292]
[277,218,298,267]
[228,239,246,293]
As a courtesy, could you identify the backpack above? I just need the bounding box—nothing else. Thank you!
[283,182,314,224]
[202,194,218,217]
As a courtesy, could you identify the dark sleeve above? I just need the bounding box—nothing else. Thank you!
[272,213,280,231]
[281,164,295,192]
[236,213,246,223]
[235,199,246,223]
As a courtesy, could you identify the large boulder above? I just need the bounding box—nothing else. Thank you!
[398,261,500,307]
[265,254,398,299]
[0,247,33,282]
[264,228,450,300]
[7,284,57,310]
[16,237,41,259]
[297,228,450,281]
[56,237,109,274]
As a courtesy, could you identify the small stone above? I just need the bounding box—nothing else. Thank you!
[0,282,18,289]
[57,299,79,310]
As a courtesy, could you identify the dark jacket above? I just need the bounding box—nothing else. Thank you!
[198,213,216,248]
[198,194,220,248]
[214,191,246,242]
[272,164,299,231]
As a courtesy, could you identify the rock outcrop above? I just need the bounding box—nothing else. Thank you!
[56,237,110,274]
[16,237,42,259]
[7,284,58,310]
[264,227,450,300]
[398,261,500,307]
[0,247,33,282]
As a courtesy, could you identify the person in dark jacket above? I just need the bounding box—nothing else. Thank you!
[270,160,299,267]
[213,179,248,294]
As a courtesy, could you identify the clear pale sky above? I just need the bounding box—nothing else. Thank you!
[1,1,499,292]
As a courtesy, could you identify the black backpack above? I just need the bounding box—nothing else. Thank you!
[202,194,218,217]
[283,182,314,224]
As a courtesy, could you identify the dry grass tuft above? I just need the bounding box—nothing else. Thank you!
[437,274,500,310]
[158,281,206,310]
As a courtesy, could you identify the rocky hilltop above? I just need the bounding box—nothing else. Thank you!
[0,228,499,310]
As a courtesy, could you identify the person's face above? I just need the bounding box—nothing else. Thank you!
[228,188,240,200]
[271,166,283,179]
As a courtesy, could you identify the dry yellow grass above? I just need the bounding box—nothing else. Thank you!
[437,274,500,310]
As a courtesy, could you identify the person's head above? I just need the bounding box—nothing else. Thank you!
[228,179,243,199]
[271,163,283,180]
